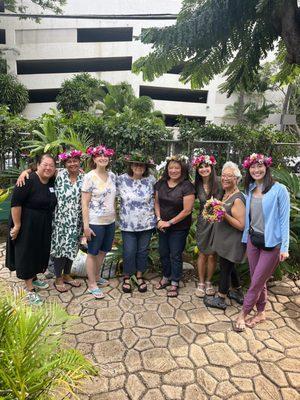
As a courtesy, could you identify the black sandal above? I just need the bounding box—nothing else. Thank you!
[167,285,178,297]
[122,277,132,293]
[156,279,170,290]
[137,278,147,293]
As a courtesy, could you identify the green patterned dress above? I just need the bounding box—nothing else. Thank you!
[50,169,84,260]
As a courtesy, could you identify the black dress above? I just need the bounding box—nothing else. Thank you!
[6,172,57,280]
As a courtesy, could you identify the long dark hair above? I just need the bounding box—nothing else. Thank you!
[195,164,219,198]
[244,167,275,194]
[161,159,190,183]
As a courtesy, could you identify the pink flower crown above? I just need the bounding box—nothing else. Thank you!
[86,145,115,158]
[58,149,83,161]
[192,154,216,168]
[242,153,272,169]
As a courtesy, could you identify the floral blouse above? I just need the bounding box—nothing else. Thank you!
[117,174,156,232]
[51,169,84,260]
[82,170,116,225]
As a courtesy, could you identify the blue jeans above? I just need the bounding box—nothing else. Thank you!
[122,229,154,276]
[159,229,189,283]
[87,223,115,255]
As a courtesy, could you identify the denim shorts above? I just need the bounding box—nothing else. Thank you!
[87,222,115,255]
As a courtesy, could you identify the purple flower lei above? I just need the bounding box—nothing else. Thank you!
[86,145,115,157]
[58,149,82,161]
[242,153,272,169]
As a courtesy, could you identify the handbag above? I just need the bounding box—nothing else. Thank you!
[249,227,275,251]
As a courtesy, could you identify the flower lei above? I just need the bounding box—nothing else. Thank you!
[192,154,216,168]
[202,198,226,223]
[58,149,83,161]
[165,154,189,163]
[86,145,115,157]
[123,152,155,165]
[242,153,272,169]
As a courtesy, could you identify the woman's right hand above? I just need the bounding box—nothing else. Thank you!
[10,225,20,240]
[84,226,96,241]
[16,171,30,187]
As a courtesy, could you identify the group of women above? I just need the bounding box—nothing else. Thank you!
[6,146,290,332]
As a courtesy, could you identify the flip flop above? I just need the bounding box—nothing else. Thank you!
[63,279,81,287]
[87,288,105,299]
[54,282,69,293]
[233,320,246,332]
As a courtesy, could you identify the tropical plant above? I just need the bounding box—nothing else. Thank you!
[56,73,106,116]
[0,74,28,114]
[4,0,66,16]
[226,99,277,127]
[133,0,300,95]
[0,287,97,400]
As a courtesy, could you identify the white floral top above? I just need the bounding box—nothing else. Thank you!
[82,170,116,225]
[117,174,156,232]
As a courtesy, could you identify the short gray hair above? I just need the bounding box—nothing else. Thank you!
[222,161,242,180]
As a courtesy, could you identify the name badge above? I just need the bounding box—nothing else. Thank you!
[49,187,55,193]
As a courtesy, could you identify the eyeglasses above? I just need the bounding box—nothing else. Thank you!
[221,174,235,179]
[40,163,55,169]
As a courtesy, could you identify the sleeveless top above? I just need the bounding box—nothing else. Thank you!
[210,191,246,263]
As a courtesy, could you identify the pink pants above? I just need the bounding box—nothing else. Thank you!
[243,238,280,314]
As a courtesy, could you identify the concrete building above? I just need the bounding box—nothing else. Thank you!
[0,0,288,127]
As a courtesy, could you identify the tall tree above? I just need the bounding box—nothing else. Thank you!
[133,0,300,95]
[3,0,66,15]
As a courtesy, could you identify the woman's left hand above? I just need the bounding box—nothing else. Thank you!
[279,252,289,262]
[157,220,170,231]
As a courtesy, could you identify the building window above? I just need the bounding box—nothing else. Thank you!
[77,27,133,42]
[17,57,132,74]
[28,89,60,103]
[0,29,5,44]
[164,114,206,127]
[0,1,4,12]
[140,86,208,103]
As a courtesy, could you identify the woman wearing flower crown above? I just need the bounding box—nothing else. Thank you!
[192,154,222,298]
[154,155,195,297]
[81,145,116,299]
[117,151,156,293]
[234,154,290,332]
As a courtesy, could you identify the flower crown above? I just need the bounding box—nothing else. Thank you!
[242,153,272,169]
[192,154,216,168]
[123,151,155,165]
[86,145,115,158]
[58,149,83,161]
[165,154,189,163]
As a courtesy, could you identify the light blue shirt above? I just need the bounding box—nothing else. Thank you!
[242,182,290,253]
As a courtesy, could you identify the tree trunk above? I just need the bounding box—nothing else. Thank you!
[280,84,292,131]
[280,0,300,64]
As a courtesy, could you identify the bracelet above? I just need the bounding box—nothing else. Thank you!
[156,217,161,223]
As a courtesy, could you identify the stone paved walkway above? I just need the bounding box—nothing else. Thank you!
[0,243,299,400]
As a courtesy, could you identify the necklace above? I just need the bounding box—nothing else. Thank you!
[222,188,238,202]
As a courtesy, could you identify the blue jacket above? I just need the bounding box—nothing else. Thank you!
[242,182,290,253]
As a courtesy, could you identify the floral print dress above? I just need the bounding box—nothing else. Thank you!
[50,169,84,260]
[117,174,156,231]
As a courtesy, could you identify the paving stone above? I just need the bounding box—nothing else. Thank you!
[81,376,109,395]
[253,329,270,341]
[76,342,92,355]
[286,347,300,358]
[94,321,122,331]
[108,329,121,340]
[139,371,161,389]
[163,369,195,385]
[122,328,138,349]
[271,326,300,348]
[132,327,151,338]
[144,303,158,311]
[231,377,254,392]
[188,309,218,324]
[125,374,146,400]
[208,322,231,332]
[150,335,169,347]
[124,349,142,373]
[204,343,240,367]
[77,330,107,344]
[254,376,281,400]
[179,325,196,343]
[137,311,164,329]
[142,348,177,372]
[205,366,229,381]
[256,348,286,362]
[231,362,260,378]
[195,334,213,346]
[281,388,300,400]
[169,335,189,357]
[109,375,126,390]
[158,303,175,318]
[264,338,284,352]
[176,357,194,368]
[239,352,256,362]
[184,384,207,400]
[96,306,123,322]
[161,385,182,400]
[227,331,248,352]
[91,389,129,400]
[64,323,91,334]
[279,358,300,372]
[143,389,164,400]
[189,323,207,333]
[162,317,179,325]
[121,313,135,328]
[175,309,190,324]
[94,340,126,364]
[230,394,259,400]
[209,332,225,341]
[196,368,218,395]
[261,361,288,387]
[180,301,196,311]
[189,343,208,367]
[152,325,178,336]
[215,381,238,398]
